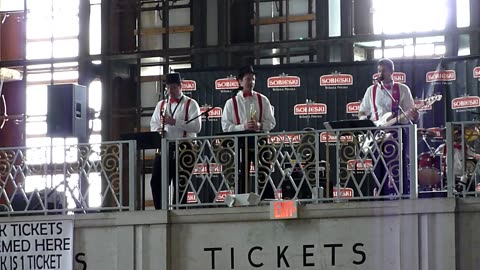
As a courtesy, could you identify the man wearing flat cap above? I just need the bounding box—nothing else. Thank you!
[221,66,276,132]
[150,72,202,209]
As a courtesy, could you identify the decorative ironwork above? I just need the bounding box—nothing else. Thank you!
[0,141,135,215]
[166,126,415,208]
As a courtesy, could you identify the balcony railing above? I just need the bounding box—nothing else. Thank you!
[161,125,419,209]
[0,140,136,216]
[3,122,479,214]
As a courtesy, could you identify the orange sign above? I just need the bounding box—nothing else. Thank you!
[270,200,298,219]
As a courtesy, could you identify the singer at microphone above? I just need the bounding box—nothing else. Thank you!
[357,58,417,197]
[375,74,384,84]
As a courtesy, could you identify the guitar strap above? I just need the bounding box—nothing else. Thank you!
[372,82,400,123]
[372,84,379,121]
[391,83,400,117]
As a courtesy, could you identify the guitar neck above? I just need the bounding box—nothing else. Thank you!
[381,95,440,127]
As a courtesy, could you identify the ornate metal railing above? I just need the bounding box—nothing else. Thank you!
[0,140,136,215]
[162,125,418,209]
[446,121,480,197]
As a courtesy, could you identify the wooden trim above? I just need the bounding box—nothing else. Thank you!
[250,14,315,25]
[135,25,194,36]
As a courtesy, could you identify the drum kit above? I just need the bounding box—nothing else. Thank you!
[417,128,444,190]
[417,126,480,192]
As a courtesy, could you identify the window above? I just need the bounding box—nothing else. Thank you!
[23,0,103,208]
[457,0,470,28]
[372,0,447,34]
[0,0,24,11]
[355,36,446,60]
[254,0,316,42]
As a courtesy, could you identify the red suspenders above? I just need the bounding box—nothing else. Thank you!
[158,98,191,137]
[183,98,192,137]
[372,82,400,120]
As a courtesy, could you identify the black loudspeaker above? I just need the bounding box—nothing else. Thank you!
[47,84,88,138]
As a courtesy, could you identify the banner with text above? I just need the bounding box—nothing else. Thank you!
[0,220,73,270]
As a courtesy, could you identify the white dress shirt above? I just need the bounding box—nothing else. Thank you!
[221,90,276,132]
[150,94,202,138]
[359,81,415,124]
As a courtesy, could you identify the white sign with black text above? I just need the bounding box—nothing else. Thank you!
[0,220,73,270]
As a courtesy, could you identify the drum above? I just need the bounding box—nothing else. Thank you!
[418,152,441,187]
[465,158,477,175]
[436,143,478,176]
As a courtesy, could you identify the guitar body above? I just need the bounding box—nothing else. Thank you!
[360,94,443,152]
[373,112,393,127]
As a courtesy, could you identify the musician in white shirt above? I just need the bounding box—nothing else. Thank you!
[358,58,418,124]
[150,72,201,209]
[220,66,276,198]
[358,58,418,196]
[221,66,276,132]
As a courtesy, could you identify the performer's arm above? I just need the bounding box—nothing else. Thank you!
[401,85,418,122]
[150,102,162,131]
[221,99,245,132]
[358,87,372,120]
[260,98,276,131]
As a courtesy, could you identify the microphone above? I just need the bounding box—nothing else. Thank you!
[376,74,384,84]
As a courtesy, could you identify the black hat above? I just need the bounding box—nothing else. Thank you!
[237,65,255,80]
[165,72,182,84]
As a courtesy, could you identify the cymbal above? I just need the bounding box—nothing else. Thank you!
[417,128,436,137]
[464,127,480,142]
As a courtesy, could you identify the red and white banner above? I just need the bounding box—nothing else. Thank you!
[320,132,353,143]
[192,163,223,175]
[333,187,354,198]
[372,72,406,83]
[347,159,373,171]
[294,103,327,115]
[268,134,301,144]
[215,76,239,91]
[187,192,198,203]
[200,106,222,120]
[346,101,361,114]
[215,190,234,202]
[320,72,353,87]
[474,67,480,79]
[267,74,300,90]
[181,80,197,91]
[426,70,456,82]
[451,96,480,110]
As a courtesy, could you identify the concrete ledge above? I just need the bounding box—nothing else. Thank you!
[169,198,459,224]
[0,197,470,226]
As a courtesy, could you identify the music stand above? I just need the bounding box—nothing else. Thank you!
[323,119,377,197]
[121,132,162,210]
[323,119,375,130]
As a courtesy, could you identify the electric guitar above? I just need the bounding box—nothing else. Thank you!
[372,94,443,127]
[360,94,443,152]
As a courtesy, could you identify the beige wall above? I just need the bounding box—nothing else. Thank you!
[2,198,476,270]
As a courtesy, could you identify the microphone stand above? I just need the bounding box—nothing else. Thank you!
[186,106,216,124]
[305,99,313,129]
[378,80,414,126]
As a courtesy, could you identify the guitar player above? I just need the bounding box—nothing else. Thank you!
[358,58,419,196]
